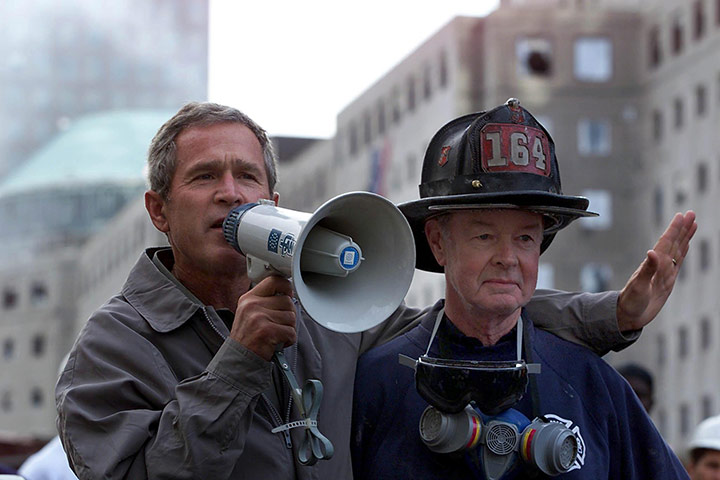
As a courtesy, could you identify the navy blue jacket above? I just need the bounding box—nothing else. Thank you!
[352,301,688,479]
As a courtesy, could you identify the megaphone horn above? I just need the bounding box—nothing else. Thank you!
[223,191,416,333]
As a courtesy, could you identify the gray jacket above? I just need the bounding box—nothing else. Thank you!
[56,248,632,480]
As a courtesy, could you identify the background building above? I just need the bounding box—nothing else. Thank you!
[0,0,208,179]
[280,0,720,452]
[0,0,208,463]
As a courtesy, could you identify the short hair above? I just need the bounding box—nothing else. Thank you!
[147,102,277,200]
[690,447,715,465]
[616,363,654,390]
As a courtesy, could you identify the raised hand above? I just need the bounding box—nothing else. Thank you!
[617,211,697,332]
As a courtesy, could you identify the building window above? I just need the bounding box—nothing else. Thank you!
[578,119,611,156]
[693,0,705,41]
[702,395,713,419]
[700,239,711,272]
[439,50,449,88]
[700,317,711,351]
[377,101,386,136]
[32,334,45,357]
[2,288,18,310]
[406,75,416,113]
[674,97,684,129]
[654,187,664,227]
[516,37,553,77]
[672,13,684,55]
[579,189,612,230]
[652,110,663,141]
[423,63,433,100]
[348,122,358,156]
[30,387,43,408]
[696,84,707,116]
[363,111,372,146]
[1,392,11,412]
[698,163,709,193]
[30,282,48,305]
[680,403,691,436]
[649,26,662,68]
[392,87,402,124]
[2,338,14,360]
[679,326,689,359]
[657,334,666,367]
[574,36,612,82]
[580,263,612,293]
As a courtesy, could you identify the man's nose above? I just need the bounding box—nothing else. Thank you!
[215,172,244,204]
[492,239,518,267]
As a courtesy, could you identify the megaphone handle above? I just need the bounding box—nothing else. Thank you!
[273,350,334,465]
[246,255,277,285]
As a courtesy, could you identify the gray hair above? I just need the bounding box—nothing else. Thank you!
[147,102,277,199]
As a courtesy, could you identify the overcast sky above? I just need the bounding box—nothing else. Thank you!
[207,0,499,139]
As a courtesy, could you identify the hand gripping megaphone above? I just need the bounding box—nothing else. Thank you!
[222,191,416,466]
[222,191,416,332]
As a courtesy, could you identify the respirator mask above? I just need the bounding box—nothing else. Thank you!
[399,309,578,479]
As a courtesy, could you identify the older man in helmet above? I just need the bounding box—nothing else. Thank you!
[688,415,720,480]
[352,100,690,479]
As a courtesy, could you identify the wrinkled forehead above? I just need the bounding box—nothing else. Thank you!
[436,207,545,227]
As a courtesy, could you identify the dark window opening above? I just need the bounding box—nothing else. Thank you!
[439,50,448,88]
[700,317,711,351]
[698,162,709,193]
[407,75,416,113]
[696,84,707,116]
[2,339,14,360]
[30,282,48,305]
[649,26,662,68]
[377,102,386,136]
[652,110,663,141]
[674,97,684,129]
[32,334,46,357]
[679,326,689,359]
[700,238,711,272]
[672,15,684,55]
[2,288,18,310]
[30,388,43,408]
[693,0,705,40]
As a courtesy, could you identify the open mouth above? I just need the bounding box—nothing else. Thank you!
[211,219,224,229]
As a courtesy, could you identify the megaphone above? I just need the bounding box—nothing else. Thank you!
[223,191,416,333]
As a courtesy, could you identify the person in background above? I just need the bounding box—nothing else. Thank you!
[616,363,654,413]
[687,415,720,480]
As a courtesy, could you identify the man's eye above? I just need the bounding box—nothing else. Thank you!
[194,173,213,180]
[476,234,491,240]
[519,235,536,242]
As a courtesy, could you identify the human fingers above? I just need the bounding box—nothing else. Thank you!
[251,275,295,298]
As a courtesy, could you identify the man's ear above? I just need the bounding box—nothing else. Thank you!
[424,218,447,267]
[272,192,279,206]
[145,190,170,233]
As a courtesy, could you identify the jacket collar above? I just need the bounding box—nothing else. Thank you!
[122,248,203,333]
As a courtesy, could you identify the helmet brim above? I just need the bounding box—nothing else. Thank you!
[399,191,598,272]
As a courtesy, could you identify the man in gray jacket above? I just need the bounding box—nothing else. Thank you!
[55,101,695,480]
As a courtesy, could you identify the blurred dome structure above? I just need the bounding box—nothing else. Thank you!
[0,110,173,261]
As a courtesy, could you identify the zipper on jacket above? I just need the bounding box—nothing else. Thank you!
[202,307,294,450]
